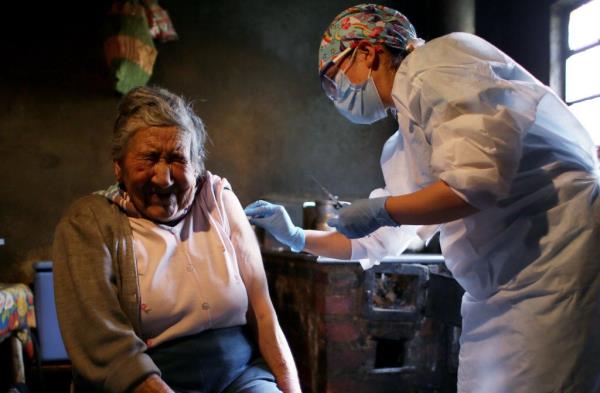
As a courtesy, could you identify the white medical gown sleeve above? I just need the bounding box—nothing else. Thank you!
[350,188,438,270]
[418,65,543,209]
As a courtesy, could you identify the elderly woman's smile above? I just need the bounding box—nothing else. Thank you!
[116,125,197,223]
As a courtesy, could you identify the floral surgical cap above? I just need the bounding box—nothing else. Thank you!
[318,3,423,72]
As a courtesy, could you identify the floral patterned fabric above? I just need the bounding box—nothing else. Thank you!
[318,3,423,72]
[143,0,178,42]
[0,283,36,358]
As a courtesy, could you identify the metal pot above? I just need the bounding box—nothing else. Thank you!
[303,200,337,231]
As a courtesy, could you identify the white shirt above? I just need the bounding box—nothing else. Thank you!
[129,173,247,348]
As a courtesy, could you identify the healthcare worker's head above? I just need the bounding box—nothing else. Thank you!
[318,4,424,124]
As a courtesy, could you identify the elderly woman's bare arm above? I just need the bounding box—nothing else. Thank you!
[222,189,302,393]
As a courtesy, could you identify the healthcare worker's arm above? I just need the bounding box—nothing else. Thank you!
[245,200,352,259]
[328,181,477,238]
[244,199,433,263]
[385,180,477,224]
[303,230,352,259]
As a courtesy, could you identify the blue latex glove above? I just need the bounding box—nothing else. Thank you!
[326,196,398,239]
[244,200,306,252]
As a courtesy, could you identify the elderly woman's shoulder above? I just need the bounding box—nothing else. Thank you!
[60,194,121,222]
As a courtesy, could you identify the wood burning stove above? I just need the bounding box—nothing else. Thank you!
[262,251,463,393]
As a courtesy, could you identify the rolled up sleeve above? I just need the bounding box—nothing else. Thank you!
[418,66,541,209]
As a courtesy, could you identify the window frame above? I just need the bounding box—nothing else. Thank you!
[550,0,600,104]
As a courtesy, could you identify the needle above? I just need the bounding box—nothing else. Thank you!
[310,175,344,209]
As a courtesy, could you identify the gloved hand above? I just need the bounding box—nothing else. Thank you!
[244,200,306,252]
[327,196,398,239]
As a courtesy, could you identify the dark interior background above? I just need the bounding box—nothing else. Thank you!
[0,0,554,282]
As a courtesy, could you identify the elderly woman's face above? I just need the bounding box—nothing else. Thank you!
[115,126,197,223]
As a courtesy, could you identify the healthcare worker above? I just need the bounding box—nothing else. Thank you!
[245,3,600,393]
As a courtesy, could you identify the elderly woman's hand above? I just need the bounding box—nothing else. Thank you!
[133,374,174,393]
[244,200,305,252]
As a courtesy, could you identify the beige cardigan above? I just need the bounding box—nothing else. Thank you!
[53,194,159,393]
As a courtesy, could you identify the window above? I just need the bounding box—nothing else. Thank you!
[551,0,600,144]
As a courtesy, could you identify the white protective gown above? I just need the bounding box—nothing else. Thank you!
[351,33,600,393]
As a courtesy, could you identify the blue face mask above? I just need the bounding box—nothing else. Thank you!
[333,69,388,125]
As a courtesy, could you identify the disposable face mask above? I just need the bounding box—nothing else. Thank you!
[333,69,388,125]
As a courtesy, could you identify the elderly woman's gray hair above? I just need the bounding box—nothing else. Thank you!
[112,86,207,175]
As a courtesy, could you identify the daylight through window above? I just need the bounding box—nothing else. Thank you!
[565,0,600,144]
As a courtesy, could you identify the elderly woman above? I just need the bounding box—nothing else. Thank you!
[52,86,300,393]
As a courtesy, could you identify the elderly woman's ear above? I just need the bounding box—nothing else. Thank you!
[114,161,123,183]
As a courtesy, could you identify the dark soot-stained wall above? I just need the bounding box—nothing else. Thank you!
[0,0,552,281]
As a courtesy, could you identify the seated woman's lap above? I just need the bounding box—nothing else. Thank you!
[222,358,281,393]
[147,326,279,393]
